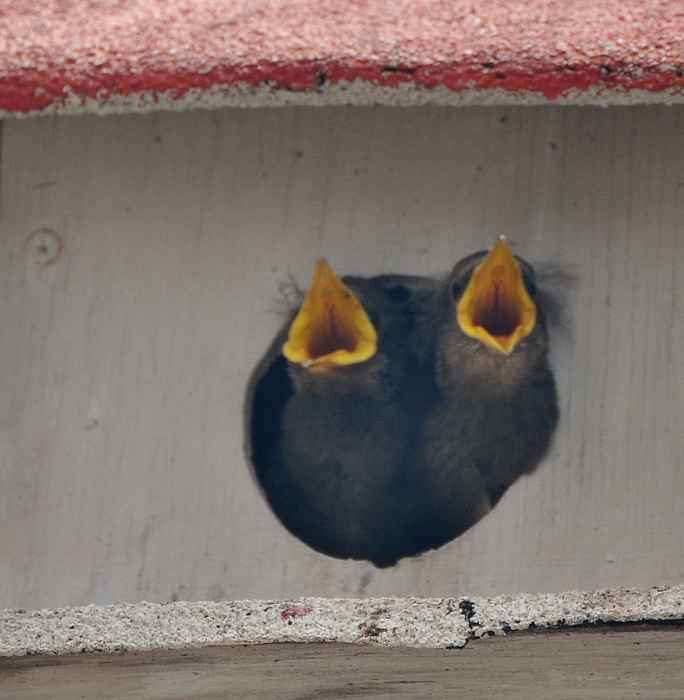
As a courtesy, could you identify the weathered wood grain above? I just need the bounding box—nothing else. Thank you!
[2,626,684,700]
[0,106,682,608]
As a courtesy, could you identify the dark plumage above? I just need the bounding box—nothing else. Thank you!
[247,242,559,563]
[246,260,437,567]
[414,238,559,550]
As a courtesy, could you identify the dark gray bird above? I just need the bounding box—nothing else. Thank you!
[246,259,437,567]
[414,237,559,550]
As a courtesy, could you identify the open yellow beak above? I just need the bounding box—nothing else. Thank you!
[456,238,536,354]
[282,259,378,369]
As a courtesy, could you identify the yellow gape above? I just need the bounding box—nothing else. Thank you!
[457,238,536,354]
[282,258,378,369]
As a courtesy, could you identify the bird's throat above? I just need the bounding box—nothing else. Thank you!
[282,259,378,369]
[456,239,536,354]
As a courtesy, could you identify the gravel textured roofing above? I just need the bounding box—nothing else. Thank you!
[2,586,684,655]
[1,0,683,115]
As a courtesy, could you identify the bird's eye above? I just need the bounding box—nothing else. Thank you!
[385,284,411,304]
[449,279,465,300]
[521,269,537,296]
[514,258,537,297]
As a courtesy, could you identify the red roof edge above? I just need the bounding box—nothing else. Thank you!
[1,1,683,116]
[2,60,682,117]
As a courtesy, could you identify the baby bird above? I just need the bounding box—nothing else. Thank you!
[416,238,559,550]
[246,259,437,567]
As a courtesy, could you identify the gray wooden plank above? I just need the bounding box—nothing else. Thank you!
[2,626,684,700]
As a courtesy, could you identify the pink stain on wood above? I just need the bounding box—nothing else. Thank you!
[281,601,315,621]
[0,0,682,113]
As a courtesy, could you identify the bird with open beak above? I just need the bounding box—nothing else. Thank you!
[246,259,437,567]
[415,237,559,550]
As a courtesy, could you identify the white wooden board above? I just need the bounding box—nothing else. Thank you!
[0,105,682,609]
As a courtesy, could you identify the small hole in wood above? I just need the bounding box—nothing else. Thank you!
[25,228,62,266]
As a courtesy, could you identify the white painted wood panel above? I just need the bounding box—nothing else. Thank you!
[0,106,682,609]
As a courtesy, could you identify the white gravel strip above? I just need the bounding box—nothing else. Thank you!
[1,585,682,657]
[468,585,684,638]
[0,597,468,656]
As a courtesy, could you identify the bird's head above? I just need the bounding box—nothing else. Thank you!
[280,258,403,398]
[436,238,549,387]
[453,237,537,355]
